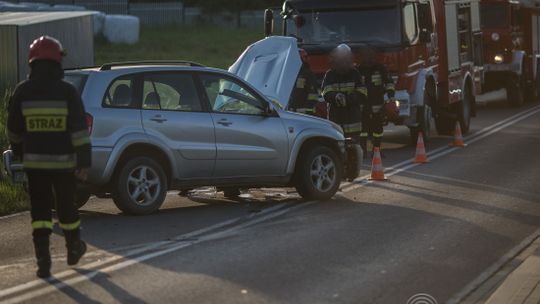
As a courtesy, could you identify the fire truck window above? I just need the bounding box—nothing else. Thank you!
[403,3,419,42]
[286,9,401,46]
[458,7,473,62]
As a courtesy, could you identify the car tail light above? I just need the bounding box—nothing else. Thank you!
[86,113,93,135]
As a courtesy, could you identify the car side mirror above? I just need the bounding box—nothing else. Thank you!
[264,9,274,37]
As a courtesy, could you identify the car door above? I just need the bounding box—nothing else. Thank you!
[197,72,289,178]
[140,71,216,179]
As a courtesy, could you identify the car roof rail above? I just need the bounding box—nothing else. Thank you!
[99,60,205,71]
[64,65,101,71]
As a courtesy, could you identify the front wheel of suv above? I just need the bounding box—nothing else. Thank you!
[295,146,342,201]
[112,157,167,215]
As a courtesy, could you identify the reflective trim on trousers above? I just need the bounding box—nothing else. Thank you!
[295,108,315,114]
[59,220,81,231]
[32,220,53,230]
[342,123,362,133]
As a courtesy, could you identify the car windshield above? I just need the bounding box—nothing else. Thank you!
[286,8,401,46]
[64,73,88,94]
[481,3,509,28]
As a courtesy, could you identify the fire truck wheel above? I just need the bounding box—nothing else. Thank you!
[409,103,433,145]
[506,77,524,107]
[459,88,473,134]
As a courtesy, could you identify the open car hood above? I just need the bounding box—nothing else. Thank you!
[229,36,302,109]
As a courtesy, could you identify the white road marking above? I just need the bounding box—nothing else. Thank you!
[0,202,316,304]
[2,105,540,303]
[0,203,288,300]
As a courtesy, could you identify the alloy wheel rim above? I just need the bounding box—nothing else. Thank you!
[310,154,336,193]
[127,165,161,206]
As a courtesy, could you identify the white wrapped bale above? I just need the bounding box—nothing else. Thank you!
[103,15,140,45]
[51,5,87,11]
[91,11,106,36]
[0,3,35,12]
[19,2,49,10]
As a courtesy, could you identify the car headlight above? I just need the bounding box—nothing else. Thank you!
[494,54,504,64]
[491,32,500,41]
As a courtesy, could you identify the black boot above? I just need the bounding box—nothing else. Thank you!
[64,229,86,266]
[33,230,51,278]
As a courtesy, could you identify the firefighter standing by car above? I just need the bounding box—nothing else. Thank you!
[357,47,396,157]
[322,44,367,180]
[6,36,91,278]
[289,48,321,116]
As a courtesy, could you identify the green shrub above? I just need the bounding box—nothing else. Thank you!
[0,180,29,216]
[0,90,29,216]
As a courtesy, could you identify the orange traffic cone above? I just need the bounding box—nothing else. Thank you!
[414,132,430,163]
[449,121,467,147]
[370,147,387,181]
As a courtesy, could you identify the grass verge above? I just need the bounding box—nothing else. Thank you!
[95,25,261,69]
[0,92,29,216]
[0,181,28,216]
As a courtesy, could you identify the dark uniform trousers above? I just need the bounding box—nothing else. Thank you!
[27,171,79,232]
[357,64,395,150]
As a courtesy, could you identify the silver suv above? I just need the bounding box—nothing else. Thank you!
[3,37,351,215]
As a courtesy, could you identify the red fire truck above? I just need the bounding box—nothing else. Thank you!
[264,0,483,143]
[480,0,540,106]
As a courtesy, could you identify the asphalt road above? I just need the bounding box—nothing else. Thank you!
[1,99,540,304]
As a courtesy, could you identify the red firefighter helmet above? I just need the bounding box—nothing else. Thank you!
[384,100,400,122]
[28,36,65,64]
[299,48,309,62]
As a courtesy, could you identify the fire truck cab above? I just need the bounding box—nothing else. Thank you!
[265,0,483,143]
[480,0,540,106]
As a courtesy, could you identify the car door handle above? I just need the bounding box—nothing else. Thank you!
[217,119,233,127]
[150,116,167,123]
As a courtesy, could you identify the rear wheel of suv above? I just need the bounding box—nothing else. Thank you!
[295,146,342,201]
[112,157,167,215]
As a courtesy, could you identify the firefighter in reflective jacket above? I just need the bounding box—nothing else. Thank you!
[322,44,367,180]
[6,36,91,278]
[289,49,321,116]
[357,47,396,157]
[322,44,367,137]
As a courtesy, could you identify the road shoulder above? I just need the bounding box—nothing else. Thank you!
[461,235,540,304]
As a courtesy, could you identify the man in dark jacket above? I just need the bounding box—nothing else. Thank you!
[322,44,367,138]
[289,48,321,116]
[322,44,367,180]
[6,36,91,278]
[357,47,396,157]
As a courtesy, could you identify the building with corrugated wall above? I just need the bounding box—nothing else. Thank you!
[0,11,94,95]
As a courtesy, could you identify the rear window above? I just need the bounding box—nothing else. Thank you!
[64,73,88,95]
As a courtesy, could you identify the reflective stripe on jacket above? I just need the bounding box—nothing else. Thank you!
[322,68,366,127]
